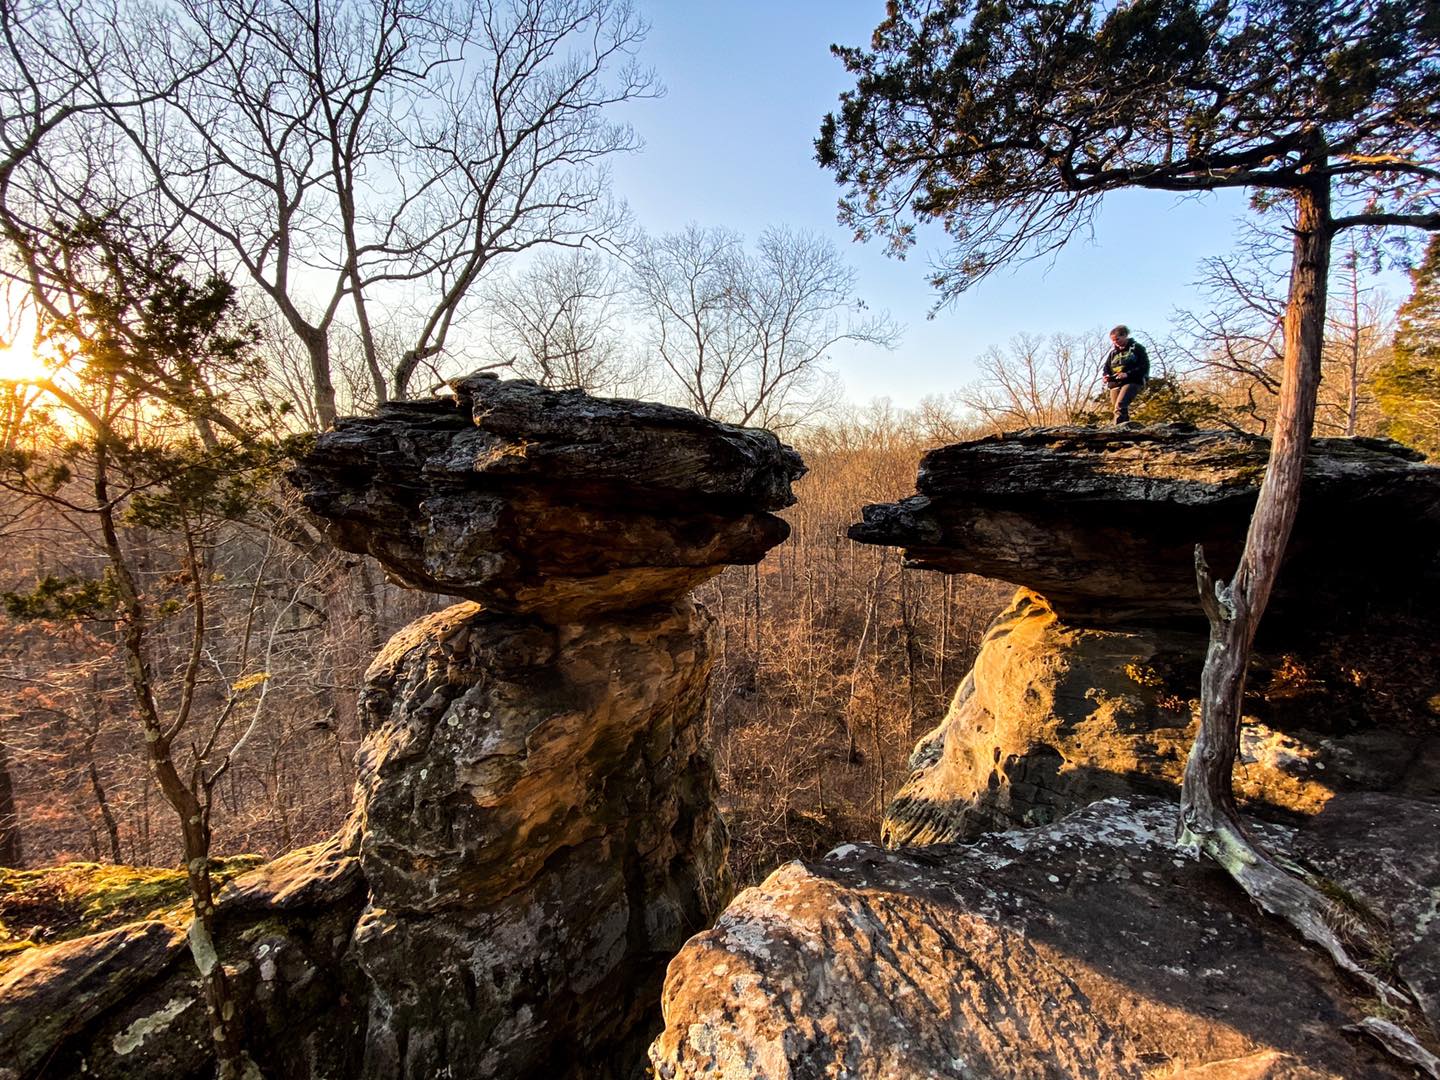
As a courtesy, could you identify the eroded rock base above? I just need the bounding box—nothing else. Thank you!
[883,589,1440,848]
[349,600,729,1079]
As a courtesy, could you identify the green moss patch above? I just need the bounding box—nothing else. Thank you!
[0,855,262,954]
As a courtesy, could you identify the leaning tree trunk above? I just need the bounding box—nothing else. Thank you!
[1177,167,1413,1013]
[93,444,256,1079]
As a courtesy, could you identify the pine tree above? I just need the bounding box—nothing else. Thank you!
[1376,235,1440,457]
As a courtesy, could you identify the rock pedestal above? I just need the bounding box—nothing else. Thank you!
[849,425,1440,848]
[0,376,803,1079]
[346,601,727,1078]
[881,589,1440,848]
[647,423,1440,1077]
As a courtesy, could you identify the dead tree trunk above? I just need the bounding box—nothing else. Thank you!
[87,758,123,864]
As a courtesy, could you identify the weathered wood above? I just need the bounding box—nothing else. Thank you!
[1177,160,1420,1024]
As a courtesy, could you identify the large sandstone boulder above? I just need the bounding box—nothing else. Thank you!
[292,374,805,620]
[650,796,1432,1079]
[850,425,1440,626]
[883,589,1440,847]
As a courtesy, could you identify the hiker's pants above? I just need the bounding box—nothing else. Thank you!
[1110,382,1139,424]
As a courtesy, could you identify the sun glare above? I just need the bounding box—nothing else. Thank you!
[0,335,49,384]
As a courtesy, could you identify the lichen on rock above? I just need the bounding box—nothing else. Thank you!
[650,797,1425,1079]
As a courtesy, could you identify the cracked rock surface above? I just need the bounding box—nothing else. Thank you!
[650,797,1422,1080]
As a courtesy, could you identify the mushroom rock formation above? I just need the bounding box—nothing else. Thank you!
[292,373,803,620]
[850,425,1440,847]
[650,796,1436,1079]
[344,599,728,1078]
[300,376,803,1077]
[0,377,804,1080]
[850,424,1440,626]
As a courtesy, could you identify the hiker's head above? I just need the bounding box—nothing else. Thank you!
[1110,325,1130,347]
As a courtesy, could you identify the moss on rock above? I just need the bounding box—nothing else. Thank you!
[0,856,263,960]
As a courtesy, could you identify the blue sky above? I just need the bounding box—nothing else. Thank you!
[606,3,1277,407]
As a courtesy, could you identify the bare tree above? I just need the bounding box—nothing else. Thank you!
[955,331,1102,432]
[485,247,636,393]
[632,224,898,429]
[107,0,653,426]
[1173,225,1393,436]
[1322,243,1391,438]
[1172,223,1289,409]
[0,0,215,344]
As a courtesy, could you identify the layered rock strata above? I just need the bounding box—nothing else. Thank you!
[850,425,1440,848]
[882,588,1440,847]
[850,424,1440,626]
[650,795,1435,1078]
[293,373,803,619]
[0,376,803,1079]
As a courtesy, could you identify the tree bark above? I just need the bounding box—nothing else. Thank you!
[87,754,123,864]
[0,736,22,868]
[1178,166,1405,1001]
[301,327,338,430]
[1181,177,1330,831]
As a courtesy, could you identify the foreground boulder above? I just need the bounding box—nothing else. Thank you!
[0,378,803,1080]
[650,796,1430,1079]
[850,425,1440,626]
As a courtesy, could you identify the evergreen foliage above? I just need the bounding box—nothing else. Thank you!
[1376,234,1440,457]
[817,0,1440,300]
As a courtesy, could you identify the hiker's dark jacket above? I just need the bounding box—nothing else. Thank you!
[1104,341,1149,387]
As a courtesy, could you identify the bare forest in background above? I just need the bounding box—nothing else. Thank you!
[0,242,1422,888]
[1,0,1435,902]
[0,407,1007,887]
[0,238,1425,887]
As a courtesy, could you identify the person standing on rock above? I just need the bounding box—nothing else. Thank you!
[1102,325,1149,425]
